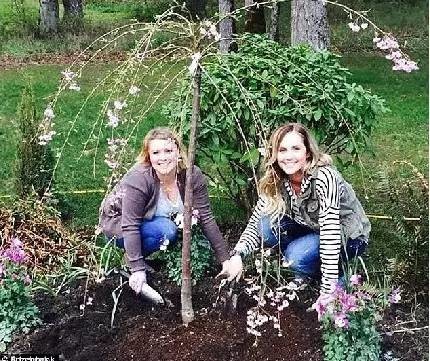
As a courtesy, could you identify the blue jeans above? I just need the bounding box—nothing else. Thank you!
[113,216,178,256]
[259,215,367,278]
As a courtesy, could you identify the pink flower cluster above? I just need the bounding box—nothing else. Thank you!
[313,274,402,329]
[313,281,360,329]
[373,35,419,72]
[1,237,27,265]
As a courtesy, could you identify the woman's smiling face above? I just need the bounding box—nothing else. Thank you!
[148,138,179,176]
[276,131,308,179]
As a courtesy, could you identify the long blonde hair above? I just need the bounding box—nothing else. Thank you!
[259,123,332,218]
[136,127,188,171]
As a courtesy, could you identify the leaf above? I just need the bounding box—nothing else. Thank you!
[314,109,322,121]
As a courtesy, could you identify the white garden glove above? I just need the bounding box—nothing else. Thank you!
[217,255,243,282]
[129,270,164,305]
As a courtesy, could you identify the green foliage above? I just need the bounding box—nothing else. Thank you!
[15,82,55,199]
[317,279,394,361]
[166,34,387,213]
[0,239,41,352]
[322,312,381,361]
[155,225,213,285]
[86,0,173,22]
[0,0,37,40]
[375,162,429,296]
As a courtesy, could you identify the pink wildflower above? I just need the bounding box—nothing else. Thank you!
[4,237,27,264]
[388,288,401,304]
[334,314,349,329]
[24,274,32,285]
[350,274,362,286]
[312,293,335,320]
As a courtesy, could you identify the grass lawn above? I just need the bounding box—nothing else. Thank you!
[0,50,427,229]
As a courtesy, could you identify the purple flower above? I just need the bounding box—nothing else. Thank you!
[334,314,349,329]
[312,293,335,320]
[11,237,22,248]
[340,293,359,313]
[388,288,401,304]
[24,274,32,285]
[350,274,362,286]
[3,237,27,264]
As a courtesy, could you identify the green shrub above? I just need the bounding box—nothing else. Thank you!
[165,34,387,215]
[154,225,214,285]
[15,82,55,199]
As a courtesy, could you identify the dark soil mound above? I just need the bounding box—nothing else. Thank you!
[10,273,323,361]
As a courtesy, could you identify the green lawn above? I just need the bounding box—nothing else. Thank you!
[0,51,427,228]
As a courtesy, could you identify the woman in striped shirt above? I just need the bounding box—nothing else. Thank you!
[220,123,370,294]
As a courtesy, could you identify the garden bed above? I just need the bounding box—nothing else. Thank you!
[10,272,323,361]
[9,270,428,361]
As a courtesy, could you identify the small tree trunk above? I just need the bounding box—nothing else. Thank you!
[244,0,266,34]
[291,0,330,51]
[181,66,202,325]
[267,2,280,41]
[39,0,59,36]
[218,0,235,54]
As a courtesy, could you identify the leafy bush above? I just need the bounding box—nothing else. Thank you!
[165,34,387,215]
[155,225,213,285]
[0,237,41,352]
[15,82,55,199]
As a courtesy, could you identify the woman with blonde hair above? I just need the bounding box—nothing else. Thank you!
[220,123,370,294]
[99,127,231,303]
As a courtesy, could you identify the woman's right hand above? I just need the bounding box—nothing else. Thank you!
[217,255,243,282]
[129,270,147,293]
[129,270,164,304]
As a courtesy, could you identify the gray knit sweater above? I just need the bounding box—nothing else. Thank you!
[99,163,229,272]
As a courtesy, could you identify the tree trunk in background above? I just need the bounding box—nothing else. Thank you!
[267,2,280,41]
[62,0,83,17]
[181,66,202,326]
[244,0,265,34]
[291,0,329,51]
[218,0,235,53]
[39,0,59,36]
[62,0,84,33]
[187,0,207,20]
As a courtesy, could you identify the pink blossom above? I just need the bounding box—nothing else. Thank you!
[3,238,27,264]
[350,274,362,286]
[24,274,32,285]
[312,293,335,320]
[392,58,419,73]
[374,35,399,50]
[388,288,401,304]
[340,293,358,313]
[11,237,23,248]
[334,314,349,328]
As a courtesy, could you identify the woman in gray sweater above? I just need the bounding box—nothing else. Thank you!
[99,127,232,303]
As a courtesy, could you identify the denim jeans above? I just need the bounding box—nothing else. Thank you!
[259,215,367,278]
[113,216,178,256]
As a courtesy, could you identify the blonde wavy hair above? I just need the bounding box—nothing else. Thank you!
[136,127,187,171]
[259,123,332,219]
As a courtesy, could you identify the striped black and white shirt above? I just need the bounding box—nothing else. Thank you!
[234,166,342,294]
